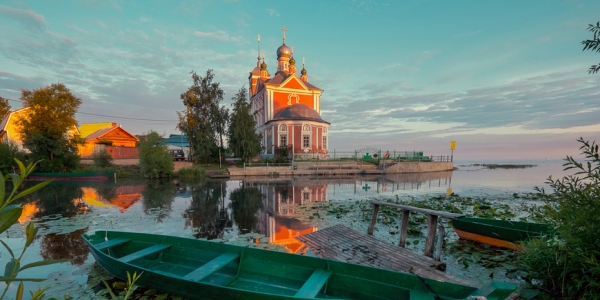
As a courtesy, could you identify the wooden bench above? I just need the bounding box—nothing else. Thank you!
[295,268,332,298]
[183,252,240,282]
[118,244,172,263]
[368,201,464,260]
[95,238,131,251]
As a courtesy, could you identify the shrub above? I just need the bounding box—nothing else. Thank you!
[175,165,206,179]
[519,138,600,299]
[138,131,173,178]
[91,149,113,168]
[0,141,27,174]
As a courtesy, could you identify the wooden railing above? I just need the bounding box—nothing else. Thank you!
[368,201,464,261]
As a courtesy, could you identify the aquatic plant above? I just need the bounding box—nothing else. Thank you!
[519,138,600,299]
[0,159,68,299]
[101,271,142,300]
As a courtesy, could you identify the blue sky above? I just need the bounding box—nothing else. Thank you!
[1,0,599,161]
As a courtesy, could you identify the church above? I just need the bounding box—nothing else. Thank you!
[249,28,330,159]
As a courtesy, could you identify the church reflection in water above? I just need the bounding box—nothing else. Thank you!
[238,171,453,253]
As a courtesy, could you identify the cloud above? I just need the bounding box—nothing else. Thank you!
[194,30,241,42]
[267,9,280,17]
[95,20,108,29]
[0,5,45,32]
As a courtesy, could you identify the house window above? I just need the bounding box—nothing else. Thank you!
[280,135,287,146]
[302,124,310,132]
[303,136,310,148]
[322,137,327,149]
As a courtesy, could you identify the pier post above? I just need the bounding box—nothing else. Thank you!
[367,204,380,235]
[434,224,445,261]
[398,210,410,247]
[424,214,439,257]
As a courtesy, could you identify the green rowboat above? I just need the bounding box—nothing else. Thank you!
[83,231,516,299]
[452,217,553,250]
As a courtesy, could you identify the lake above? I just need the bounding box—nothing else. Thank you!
[0,161,571,298]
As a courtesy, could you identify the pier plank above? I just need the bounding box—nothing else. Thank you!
[296,224,474,287]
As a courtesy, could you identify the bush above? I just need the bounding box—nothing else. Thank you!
[91,149,113,168]
[519,138,600,299]
[0,141,27,174]
[138,131,173,178]
[175,165,206,179]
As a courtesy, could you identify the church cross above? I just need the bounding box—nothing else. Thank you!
[302,57,305,67]
[262,51,265,60]
[291,45,294,55]
[281,27,287,42]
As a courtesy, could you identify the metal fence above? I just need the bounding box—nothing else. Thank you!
[291,149,452,163]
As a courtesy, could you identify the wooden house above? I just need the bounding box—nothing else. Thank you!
[78,123,139,158]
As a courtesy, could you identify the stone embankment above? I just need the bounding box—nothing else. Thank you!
[228,160,453,177]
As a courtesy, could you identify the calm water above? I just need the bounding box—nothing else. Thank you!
[0,162,570,298]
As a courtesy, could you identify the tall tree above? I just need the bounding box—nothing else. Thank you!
[16,83,82,172]
[138,131,173,178]
[582,21,600,74]
[177,70,227,163]
[0,96,10,120]
[227,87,263,163]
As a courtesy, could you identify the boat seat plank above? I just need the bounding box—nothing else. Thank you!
[183,252,240,282]
[118,244,172,263]
[295,269,332,298]
[95,238,131,251]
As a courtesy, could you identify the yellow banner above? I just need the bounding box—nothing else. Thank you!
[450,141,456,150]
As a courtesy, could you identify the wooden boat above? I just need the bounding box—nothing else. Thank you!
[83,231,516,300]
[28,172,112,182]
[452,217,553,250]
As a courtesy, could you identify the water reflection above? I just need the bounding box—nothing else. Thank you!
[40,228,89,266]
[31,184,86,217]
[141,180,175,222]
[230,184,263,233]
[183,181,232,239]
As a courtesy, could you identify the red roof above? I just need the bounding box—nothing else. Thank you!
[269,104,329,124]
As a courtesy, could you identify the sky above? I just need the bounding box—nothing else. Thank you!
[1,0,599,162]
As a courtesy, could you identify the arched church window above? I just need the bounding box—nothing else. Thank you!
[280,124,287,132]
[323,127,327,133]
[302,124,310,132]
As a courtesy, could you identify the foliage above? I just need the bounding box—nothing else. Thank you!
[274,145,290,163]
[0,96,10,120]
[16,83,83,172]
[186,181,230,239]
[91,149,114,168]
[177,69,228,163]
[138,131,173,178]
[175,165,207,179]
[582,22,600,74]
[0,141,28,175]
[0,159,68,299]
[101,271,143,300]
[227,87,263,163]
[519,137,600,299]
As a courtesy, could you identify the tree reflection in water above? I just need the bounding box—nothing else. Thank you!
[29,183,86,218]
[230,184,264,234]
[39,228,90,266]
[141,179,176,222]
[184,181,231,239]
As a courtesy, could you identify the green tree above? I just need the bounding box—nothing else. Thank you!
[582,22,600,74]
[138,131,173,178]
[16,83,83,172]
[227,87,262,163]
[177,70,227,163]
[0,96,10,120]
[519,138,600,299]
[0,141,27,174]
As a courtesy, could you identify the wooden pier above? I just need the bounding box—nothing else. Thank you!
[296,224,474,287]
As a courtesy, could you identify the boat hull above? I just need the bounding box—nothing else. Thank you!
[452,217,552,250]
[83,231,516,300]
[28,172,112,182]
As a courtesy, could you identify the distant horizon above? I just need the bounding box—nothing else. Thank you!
[1,1,599,161]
